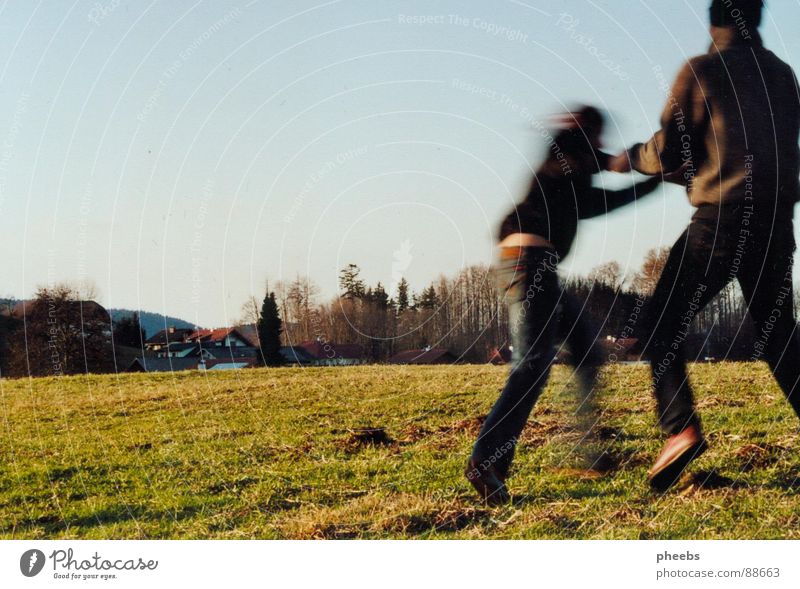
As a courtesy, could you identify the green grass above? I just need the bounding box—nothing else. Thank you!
[1,363,799,539]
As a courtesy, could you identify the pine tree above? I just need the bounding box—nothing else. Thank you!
[417,285,439,309]
[339,264,366,299]
[258,291,284,366]
[396,278,410,313]
[371,282,390,310]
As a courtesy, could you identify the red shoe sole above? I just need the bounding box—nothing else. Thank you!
[648,439,708,492]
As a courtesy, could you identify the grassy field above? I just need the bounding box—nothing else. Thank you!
[1,363,799,539]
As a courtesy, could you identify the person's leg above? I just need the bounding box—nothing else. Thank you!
[738,224,800,420]
[556,292,612,471]
[642,219,737,490]
[470,247,562,481]
[558,293,605,436]
[641,221,730,436]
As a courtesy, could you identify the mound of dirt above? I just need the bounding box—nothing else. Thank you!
[735,443,786,471]
[339,427,394,452]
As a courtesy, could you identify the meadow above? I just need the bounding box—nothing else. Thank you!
[1,363,799,539]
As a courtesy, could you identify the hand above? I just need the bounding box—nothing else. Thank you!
[662,163,692,186]
[608,151,632,173]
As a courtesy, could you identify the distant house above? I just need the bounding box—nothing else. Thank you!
[279,346,317,366]
[206,362,252,371]
[158,341,258,360]
[188,327,254,348]
[144,326,196,352]
[159,342,201,358]
[127,353,260,372]
[297,340,367,366]
[387,348,458,365]
[234,324,260,347]
[146,325,256,355]
[204,358,259,370]
[202,346,258,360]
[127,357,199,373]
[132,324,264,372]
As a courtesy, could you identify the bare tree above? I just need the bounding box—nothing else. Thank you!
[589,261,623,290]
[630,247,671,295]
[238,296,260,326]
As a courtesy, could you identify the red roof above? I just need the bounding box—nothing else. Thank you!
[189,327,254,345]
[387,348,457,365]
[298,341,365,360]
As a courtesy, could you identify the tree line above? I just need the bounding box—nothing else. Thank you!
[252,247,798,363]
[2,246,797,377]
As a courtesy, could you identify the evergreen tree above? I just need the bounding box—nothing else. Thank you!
[371,282,390,310]
[113,312,146,348]
[396,278,410,313]
[258,291,284,366]
[339,264,366,299]
[417,285,439,309]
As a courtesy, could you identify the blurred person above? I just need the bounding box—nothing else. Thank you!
[467,106,662,505]
[609,0,800,490]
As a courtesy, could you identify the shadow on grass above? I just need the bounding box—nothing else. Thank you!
[506,476,629,507]
[2,503,205,536]
[404,506,492,535]
[767,471,800,493]
[687,470,742,489]
[659,470,743,495]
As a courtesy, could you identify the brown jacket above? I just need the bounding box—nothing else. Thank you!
[630,27,800,212]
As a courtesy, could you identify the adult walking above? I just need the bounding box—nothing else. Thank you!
[610,0,800,490]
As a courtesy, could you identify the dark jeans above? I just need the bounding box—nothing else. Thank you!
[471,246,605,477]
[643,209,800,435]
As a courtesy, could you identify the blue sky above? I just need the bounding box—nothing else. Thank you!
[2,0,800,327]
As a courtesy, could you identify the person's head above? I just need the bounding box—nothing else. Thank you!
[709,0,764,29]
[548,106,607,175]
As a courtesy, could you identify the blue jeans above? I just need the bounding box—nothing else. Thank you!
[471,246,605,477]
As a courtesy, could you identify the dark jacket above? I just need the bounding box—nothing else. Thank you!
[629,27,800,213]
[499,153,660,258]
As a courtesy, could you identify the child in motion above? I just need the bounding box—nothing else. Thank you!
[467,106,663,504]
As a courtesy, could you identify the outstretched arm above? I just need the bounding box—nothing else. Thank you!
[610,62,706,175]
[579,177,662,219]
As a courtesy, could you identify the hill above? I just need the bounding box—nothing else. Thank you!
[1,363,799,539]
[108,309,198,338]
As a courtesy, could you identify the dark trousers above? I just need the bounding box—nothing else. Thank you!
[643,210,800,435]
[471,246,604,477]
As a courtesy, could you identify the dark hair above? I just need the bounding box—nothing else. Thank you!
[548,106,607,173]
[709,0,764,28]
[574,106,604,136]
[551,106,604,148]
